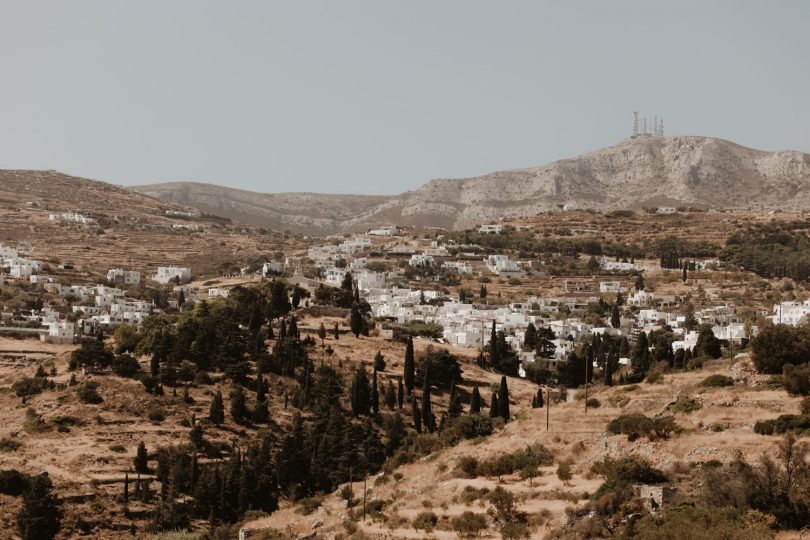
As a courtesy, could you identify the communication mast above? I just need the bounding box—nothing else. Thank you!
[631,111,665,138]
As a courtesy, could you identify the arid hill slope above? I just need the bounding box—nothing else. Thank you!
[132,136,810,234]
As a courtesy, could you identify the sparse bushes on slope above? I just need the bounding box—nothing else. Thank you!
[606,414,676,441]
[452,511,487,537]
[412,511,438,532]
[456,444,553,478]
[75,381,103,404]
[12,377,51,398]
[627,505,774,540]
[754,414,810,435]
[782,363,810,395]
[700,374,734,387]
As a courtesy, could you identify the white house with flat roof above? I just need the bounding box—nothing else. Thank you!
[478,224,502,234]
[41,321,75,344]
[153,266,192,284]
[369,226,398,236]
[107,268,141,285]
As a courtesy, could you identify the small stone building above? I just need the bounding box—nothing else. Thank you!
[634,485,678,513]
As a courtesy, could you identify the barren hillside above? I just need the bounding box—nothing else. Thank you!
[132,136,810,234]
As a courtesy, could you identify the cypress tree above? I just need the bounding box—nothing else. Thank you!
[498,376,510,422]
[288,316,298,338]
[350,365,371,416]
[255,363,266,403]
[610,304,620,329]
[373,351,386,372]
[411,393,422,433]
[371,368,379,415]
[489,392,499,418]
[318,323,326,348]
[470,385,482,414]
[397,377,404,409]
[334,322,339,340]
[253,395,269,424]
[604,355,614,386]
[16,473,60,540]
[421,366,435,432]
[123,473,129,506]
[384,379,397,410]
[403,337,415,395]
[447,380,463,418]
[209,390,225,424]
[229,386,248,424]
[279,319,287,340]
[350,306,364,338]
[524,323,538,350]
[489,321,499,367]
[535,387,544,408]
[134,441,149,474]
[631,332,651,377]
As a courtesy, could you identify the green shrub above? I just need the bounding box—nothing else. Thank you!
[457,456,480,478]
[590,455,668,499]
[753,414,810,435]
[801,396,810,415]
[147,407,166,423]
[412,511,438,532]
[586,398,601,408]
[23,409,52,433]
[0,438,21,452]
[459,486,489,504]
[452,511,487,537]
[49,415,84,432]
[111,354,140,378]
[298,496,323,515]
[607,414,676,440]
[782,363,810,396]
[0,469,32,496]
[500,521,530,540]
[700,374,734,388]
[463,444,553,478]
[12,377,50,397]
[76,381,103,404]
[453,414,494,440]
[671,396,702,414]
[646,368,664,384]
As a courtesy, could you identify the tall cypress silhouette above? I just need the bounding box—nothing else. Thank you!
[470,385,482,414]
[371,367,379,415]
[403,337,415,395]
[421,365,434,432]
[498,376,510,422]
[411,393,422,433]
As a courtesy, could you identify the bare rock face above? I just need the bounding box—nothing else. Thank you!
[128,135,810,234]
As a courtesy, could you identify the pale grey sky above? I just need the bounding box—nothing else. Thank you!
[1,1,808,194]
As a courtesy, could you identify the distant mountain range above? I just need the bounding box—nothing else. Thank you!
[131,136,810,234]
[4,136,809,236]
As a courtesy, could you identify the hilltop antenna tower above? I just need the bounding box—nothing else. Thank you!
[631,111,664,138]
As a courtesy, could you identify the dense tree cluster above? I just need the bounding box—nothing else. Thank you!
[723,222,810,281]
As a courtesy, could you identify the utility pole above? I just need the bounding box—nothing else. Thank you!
[546,388,550,431]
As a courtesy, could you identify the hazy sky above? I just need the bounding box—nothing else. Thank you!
[1,1,808,194]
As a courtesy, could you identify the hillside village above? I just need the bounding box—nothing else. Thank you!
[1,188,809,539]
